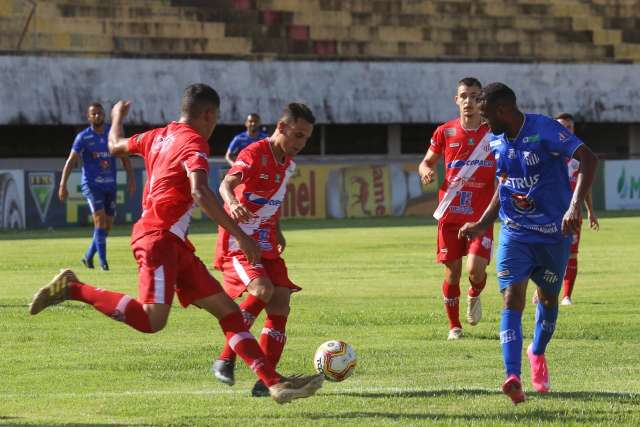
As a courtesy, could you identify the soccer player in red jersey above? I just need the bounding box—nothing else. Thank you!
[28,84,322,404]
[418,77,496,340]
[556,113,599,305]
[211,103,314,397]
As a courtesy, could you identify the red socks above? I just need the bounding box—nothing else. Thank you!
[442,281,461,329]
[219,311,280,387]
[563,258,578,298]
[218,293,267,362]
[260,314,288,367]
[69,282,152,333]
[468,274,487,298]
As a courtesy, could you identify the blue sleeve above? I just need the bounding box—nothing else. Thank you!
[541,117,583,158]
[71,132,84,153]
[227,135,241,154]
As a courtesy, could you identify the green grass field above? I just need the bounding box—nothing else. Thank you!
[1,214,639,426]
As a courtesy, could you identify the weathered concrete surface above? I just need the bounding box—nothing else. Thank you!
[1,55,638,125]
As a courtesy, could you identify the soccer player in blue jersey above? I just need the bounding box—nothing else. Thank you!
[458,83,598,404]
[224,113,269,166]
[59,102,135,271]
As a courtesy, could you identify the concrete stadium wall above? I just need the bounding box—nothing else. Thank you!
[1,55,639,125]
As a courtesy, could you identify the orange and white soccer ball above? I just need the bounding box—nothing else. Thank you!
[313,340,356,382]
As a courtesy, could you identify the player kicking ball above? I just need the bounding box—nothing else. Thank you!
[418,77,496,340]
[29,84,322,404]
[212,103,314,397]
[459,83,597,404]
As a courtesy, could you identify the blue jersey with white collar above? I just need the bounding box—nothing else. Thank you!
[71,125,116,190]
[488,113,583,244]
[228,130,269,156]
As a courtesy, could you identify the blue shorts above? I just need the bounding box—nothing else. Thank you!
[81,184,116,216]
[495,228,571,295]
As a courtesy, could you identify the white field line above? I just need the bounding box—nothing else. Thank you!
[2,387,637,399]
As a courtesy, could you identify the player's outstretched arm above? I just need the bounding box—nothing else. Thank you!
[458,186,500,240]
[108,100,132,157]
[59,151,79,201]
[190,170,260,264]
[418,149,440,185]
[562,145,598,235]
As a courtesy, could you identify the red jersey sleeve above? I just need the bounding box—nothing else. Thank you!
[429,125,446,154]
[181,137,210,173]
[128,131,152,156]
[227,145,256,182]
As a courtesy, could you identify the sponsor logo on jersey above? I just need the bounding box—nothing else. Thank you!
[449,142,460,148]
[259,173,269,180]
[489,139,502,148]
[234,160,249,168]
[83,134,94,140]
[522,134,540,143]
[196,151,208,160]
[523,151,540,166]
[151,134,176,153]
[91,151,111,159]
[447,159,495,168]
[503,174,540,189]
[481,236,492,249]
[508,148,517,159]
[511,193,536,214]
[445,128,457,136]
[440,248,448,253]
[559,131,570,142]
[494,152,500,160]
[261,155,268,166]
[542,269,559,284]
[244,192,281,206]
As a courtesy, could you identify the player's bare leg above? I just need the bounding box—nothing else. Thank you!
[213,276,273,386]
[443,259,463,340]
[198,291,322,403]
[466,254,488,326]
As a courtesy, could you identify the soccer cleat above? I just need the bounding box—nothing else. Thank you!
[29,269,78,315]
[527,344,551,393]
[467,295,482,326]
[561,296,572,306]
[251,379,270,397]
[100,263,109,271]
[81,256,94,269]
[268,374,324,404]
[502,374,526,405]
[211,359,235,386]
[447,327,463,340]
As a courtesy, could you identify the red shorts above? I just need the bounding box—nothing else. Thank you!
[216,254,301,299]
[570,224,581,254]
[132,230,223,307]
[437,221,493,263]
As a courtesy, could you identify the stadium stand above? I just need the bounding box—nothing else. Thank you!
[2,0,640,62]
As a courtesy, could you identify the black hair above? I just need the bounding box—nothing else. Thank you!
[181,83,221,117]
[247,113,261,121]
[280,102,316,125]
[88,102,103,111]
[555,112,575,122]
[458,77,482,89]
[480,82,517,107]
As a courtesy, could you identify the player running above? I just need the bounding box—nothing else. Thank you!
[459,83,598,404]
[212,103,314,397]
[29,84,323,404]
[418,77,496,340]
[59,102,136,271]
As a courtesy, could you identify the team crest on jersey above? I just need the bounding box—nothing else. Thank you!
[468,138,474,145]
[523,151,540,166]
[259,173,269,180]
[275,173,281,183]
[445,128,457,136]
[511,193,536,214]
[507,148,517,159]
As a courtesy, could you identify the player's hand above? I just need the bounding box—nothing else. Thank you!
[419,164,436,185]
[588,211,599,231]
[111,100,131,121]
[276,231,286,254]
[127,177,136,198]
[458,221,485,240]
[58,185,68,201]
[562,202,582,235]
[229,201,255,223]
[238,235,261,265]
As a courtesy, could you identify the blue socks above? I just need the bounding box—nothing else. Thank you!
[85,239,97,262]
[531,303,558,355]
[500,309,523,378]
[94,228,108,267]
